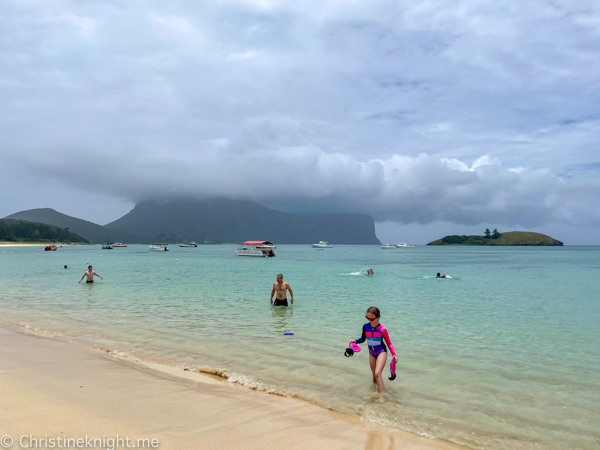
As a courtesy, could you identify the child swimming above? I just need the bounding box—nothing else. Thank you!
[350,306,397,394]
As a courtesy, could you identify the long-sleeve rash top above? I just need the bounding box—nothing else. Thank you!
[356,323,396,357]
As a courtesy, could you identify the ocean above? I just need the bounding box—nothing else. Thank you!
[0,244,598,449]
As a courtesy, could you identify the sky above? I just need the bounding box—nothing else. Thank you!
[1,0,599,244]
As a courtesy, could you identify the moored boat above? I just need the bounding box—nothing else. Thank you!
[381,244,396,249]
[112,242,127,247]
[395,242,414,248]
[179,242,198,247]
[149,243,169,251]
[236,241,276,257]
[311,241,332,248]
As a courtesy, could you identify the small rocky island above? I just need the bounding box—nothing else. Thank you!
[427,229,563,246]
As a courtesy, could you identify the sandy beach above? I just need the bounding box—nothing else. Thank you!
[0,242,47,246]
[0,323,465,450]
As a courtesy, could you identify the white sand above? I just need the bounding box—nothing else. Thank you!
[0,323,465,450]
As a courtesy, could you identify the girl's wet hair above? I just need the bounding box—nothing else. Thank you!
[366,306,380,318]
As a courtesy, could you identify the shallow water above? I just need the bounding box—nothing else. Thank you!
[1,245,599,449]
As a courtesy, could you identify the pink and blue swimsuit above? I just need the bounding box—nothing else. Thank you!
[356,323,396,358]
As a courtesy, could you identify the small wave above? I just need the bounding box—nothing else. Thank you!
[341,268,372,276]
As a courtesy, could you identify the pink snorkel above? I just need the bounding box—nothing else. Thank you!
[388,359,397,381]
[344,342,361,357]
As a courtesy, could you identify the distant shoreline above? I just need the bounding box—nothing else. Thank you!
[0,242,47,246]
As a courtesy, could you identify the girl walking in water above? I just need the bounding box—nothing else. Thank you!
[350,306,397,394]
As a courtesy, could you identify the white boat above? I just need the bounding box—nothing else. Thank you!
[179,242,198,247]
[149,243,169,252]
[113,242,127,248]
[102,243,113,249]
[381,244,396,249]
[236,241,276,257]
[311,241,332,248]
[395,242,414,248]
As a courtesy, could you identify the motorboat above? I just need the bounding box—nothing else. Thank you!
[112,242,127,247]
[102,243,113,249]
[311,241,332,248]
[149,243,169,251]
[44,245,58,251]
[395,242,414,248]
[381,244,396,249]
[179,242,198,247]
[236,241,276,257]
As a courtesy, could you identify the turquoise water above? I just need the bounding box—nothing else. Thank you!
[1,245,599,449]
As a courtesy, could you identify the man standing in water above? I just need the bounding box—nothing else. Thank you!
[79,265,103,283]
[270,274,293,306]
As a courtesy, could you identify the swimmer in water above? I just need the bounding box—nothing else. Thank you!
[350,306,397,395]
[436,273,446,278]
[79,265,103,283]
[367,268,374,275]
[270,273,293,306]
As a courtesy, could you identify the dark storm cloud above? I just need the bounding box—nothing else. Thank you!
[1,0,600,229]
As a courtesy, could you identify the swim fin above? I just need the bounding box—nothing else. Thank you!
[388,359,397,381]
[345,342,361,357]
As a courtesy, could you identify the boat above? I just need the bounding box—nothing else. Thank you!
[102,243,113,249]
[149,243,169,251]
[395,242,414,248]
[311,241,332,248]
[381,244,396,249]
[112,242,127,247]
[179,242,198,247]
[44,245,58,251]
[236,241,276,257]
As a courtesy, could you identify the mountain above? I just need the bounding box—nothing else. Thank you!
[3,208,150,244]
[105,199,381,244]
[0,219,88,243]
[427,231,563,246]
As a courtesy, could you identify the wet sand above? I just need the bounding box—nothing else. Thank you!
[0,323,465,450]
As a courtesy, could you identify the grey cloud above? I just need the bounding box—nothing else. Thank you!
[1,0,600,231]
[9,142,600,228]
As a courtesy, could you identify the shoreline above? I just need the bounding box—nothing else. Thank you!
[0,321,467,450]
[0,242,47,246]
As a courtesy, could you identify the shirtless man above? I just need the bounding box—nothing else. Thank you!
[270,274,293,306]
[79,265,103,283]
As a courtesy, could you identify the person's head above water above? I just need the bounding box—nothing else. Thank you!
[365,306,381,325]
[276,273,283,282]
[437,273,441,277]
[88,265,92,270]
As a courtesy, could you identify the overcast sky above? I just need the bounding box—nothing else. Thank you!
[1,0,599,244]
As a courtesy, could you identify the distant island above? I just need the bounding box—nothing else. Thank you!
[427,229,563,246]
[4,198,381,245]
[0,219,88,244]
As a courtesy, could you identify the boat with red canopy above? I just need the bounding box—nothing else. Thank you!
[236,241,276,257]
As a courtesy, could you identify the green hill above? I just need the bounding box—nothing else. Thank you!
[427,231,563,246]
[4,208,151,244]
[105,198,381,244]
[5,200,381,245]
[0,219,88,243]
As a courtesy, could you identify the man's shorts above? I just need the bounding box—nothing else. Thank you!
[274,298,288,307]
